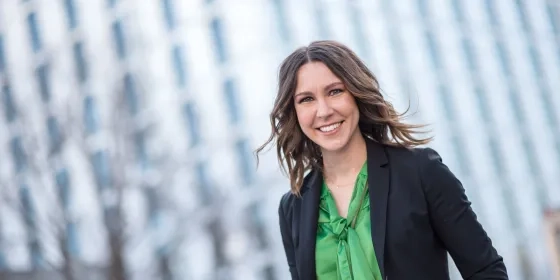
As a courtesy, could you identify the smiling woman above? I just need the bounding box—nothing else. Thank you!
[257,40,430,196]
[255,40,508,280]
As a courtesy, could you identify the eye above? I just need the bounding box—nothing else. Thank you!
[298,96,313,103]
[329,89,344,95]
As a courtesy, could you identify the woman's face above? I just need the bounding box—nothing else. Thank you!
[293,61,361,153]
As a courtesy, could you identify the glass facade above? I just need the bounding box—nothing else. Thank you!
[0,0,558,279]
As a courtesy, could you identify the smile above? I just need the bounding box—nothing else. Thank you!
[318,121,343,133]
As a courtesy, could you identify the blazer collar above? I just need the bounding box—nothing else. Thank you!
[366,139,390,279]
[297,138,390,279]
[297,169,321,280]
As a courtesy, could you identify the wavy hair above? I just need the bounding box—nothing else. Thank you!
[256,40,432,196]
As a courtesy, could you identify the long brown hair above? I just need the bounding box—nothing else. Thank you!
[256,40,431,196]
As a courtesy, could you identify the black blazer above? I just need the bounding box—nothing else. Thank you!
[278,139,508,280]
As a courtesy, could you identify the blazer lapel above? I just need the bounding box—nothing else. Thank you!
[297,170,322,280]
[366,140,390,278]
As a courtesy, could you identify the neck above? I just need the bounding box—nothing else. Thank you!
[322,132,367,185]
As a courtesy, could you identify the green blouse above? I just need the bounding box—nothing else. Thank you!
[315,161,383,280]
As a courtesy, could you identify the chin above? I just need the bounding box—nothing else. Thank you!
[316,139,350,153]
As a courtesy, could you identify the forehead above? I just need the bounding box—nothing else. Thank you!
[295,62,341,90]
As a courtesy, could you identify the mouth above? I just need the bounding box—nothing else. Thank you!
[317,121,343,134]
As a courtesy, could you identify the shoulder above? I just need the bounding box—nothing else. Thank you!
[278,169,317,217]
[279,190,296,215]
[384,145,443,169]
[388,146,460,192]
[383,145,452,189]
[278,189,298,224]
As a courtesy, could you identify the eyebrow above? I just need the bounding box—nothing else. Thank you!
[295,81,344,97]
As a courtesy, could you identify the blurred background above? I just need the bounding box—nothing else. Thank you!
[0,0,559,279]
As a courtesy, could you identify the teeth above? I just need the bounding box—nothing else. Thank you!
[319,122,341,132]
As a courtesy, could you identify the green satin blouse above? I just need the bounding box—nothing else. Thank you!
[315,161,383,280]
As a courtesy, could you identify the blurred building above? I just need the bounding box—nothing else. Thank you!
[0,0,559,280]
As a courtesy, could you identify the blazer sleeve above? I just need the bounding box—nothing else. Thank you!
[419,148,508,280]
[278,193,299,280]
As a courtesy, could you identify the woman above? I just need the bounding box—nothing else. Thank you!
[256,40,508,279]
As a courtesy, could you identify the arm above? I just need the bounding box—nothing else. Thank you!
[420,148,508,280]
[279,194,299,280]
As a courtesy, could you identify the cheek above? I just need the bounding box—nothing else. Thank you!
[295,107,314,129]
[343,99,360,119]
[353,105,360,120]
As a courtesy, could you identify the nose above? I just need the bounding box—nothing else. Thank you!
[316,97,333,119]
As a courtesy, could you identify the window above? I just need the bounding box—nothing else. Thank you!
[235,138,254,185]
[27,13,42,52]
[313,2,330,39]
[10,137,26,172]
[271,0,290,43]
[171,45,187,88]
[91,151,111,188]
[474,86,491,122]
[19,183,43,267]
[64,0,78,30]
[520,137,539,178]
[461,38,477,71]
[494,42,511,77]
[483,0,499,26]
[210,17,227,63]
[161,0,176,30]
[73,42,88,82]
[527,46,543,76]
[144,187,159,225]
[425,31,441,70]
[513,0,529,32]
[347,3,369,62]
[223,79,241,124]
[112,20,126,59]
[556,140,560,167]
[182,102,201,147]
[36,64,50,102]
[450,135,470,176]
[546,3,559,34]
[207,219,226,266]
[195,161,212,204]
[508,89,525,125]
[520,137,547,210]
[66,222,80,256]
[19,184,35,229]
[488,137,505,174]
[0,35,5,72]
[245,202,268,249]
[47,116,62,154]
[2,84,17,122]
[55,168,70,209]
[539,87,558,129]
[262,265,276,280]
[451,0,464,23]
[134,131,148,169]
[417,0,430,19]
[104,207,121,232]
[124,73,138,115]
[30,240,43,267]
[437,84,455,121]
[84,95,98,134]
